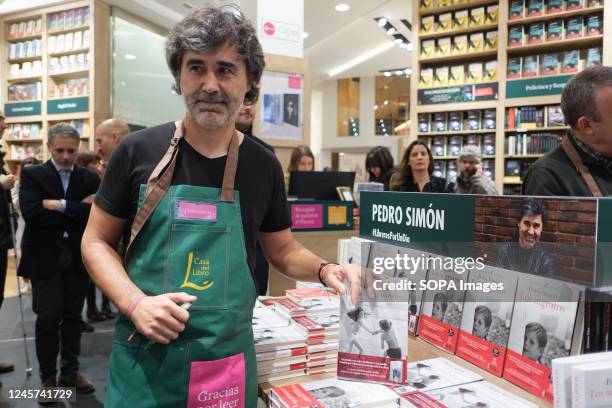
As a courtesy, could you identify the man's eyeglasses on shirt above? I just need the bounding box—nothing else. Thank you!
[52,148,77,154]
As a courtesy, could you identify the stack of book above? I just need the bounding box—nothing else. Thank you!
[552,351,612,408]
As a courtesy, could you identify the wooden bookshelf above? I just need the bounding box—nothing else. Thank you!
[420,23,499,40]
[419,0,499,16]
[418,129,497,136]
[507,35,603,56]
[507,6,604,26]
[0,0,110,174]
[419,49,498,65]
[504,126,570,132]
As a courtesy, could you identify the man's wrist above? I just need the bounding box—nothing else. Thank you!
[318,262,337,287]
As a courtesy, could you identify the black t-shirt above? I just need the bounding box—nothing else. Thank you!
[94,122,291,281]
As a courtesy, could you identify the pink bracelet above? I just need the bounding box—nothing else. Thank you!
[126,295,146,319]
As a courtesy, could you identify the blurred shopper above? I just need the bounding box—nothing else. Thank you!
[365,146,396,191]
[454,145,498,195]
[390,141,453,193]
[286,145,315,187]
[523,66,612,196]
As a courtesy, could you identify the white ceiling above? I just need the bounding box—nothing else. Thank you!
[0,0,412,84]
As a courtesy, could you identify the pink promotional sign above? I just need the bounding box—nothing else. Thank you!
[187,353,245,408]
[292,204,324,229]
[288,75,302,89]
[177,201,217,221]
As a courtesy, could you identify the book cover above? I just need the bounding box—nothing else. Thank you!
[453,10,468,30]
[432,136,447,157]
[75,8,83,26]
[547,0,563,13]
[547,105,565,127]
[57,12,65,30]
[448,112,463,132]
[64,32,74,51]
[485,5,499,24]
[419,68,434,88]
[526,0,544,16]
[566,16,584,39]
[392,357,482,395]
[586,47,603,67]
[271,379,402,408]
[448,65,465,85]
[467,110,482,131]
[503,273,583,403]
[434,67,449,88]
[467,63,483,84]
[464,134,481,147]
[540,53,559,76]
[437,13,452,32]
[451,35,467,56]
[447,161,458,183]
[571,361,612,408]
[468,32,484,53]
[484,30,498,51]
[507,57,522,79]
[566,0,584,10]
[561,50,580,74]
[421,16,434,34]
[522,55,539,78]
[252,307,307,353]
[419,0,433,10]
[402,380,538,408]
[435,37,451,58]
[552,352,612,408]
[421,40,435,59]
[483,109,496,130]
[547,19,564,41]
[65,9,74,28]
[293,314,340,338]
[432,161,446,179]
[448,135,462,157]
[456,266,518,377]
[337,280,409,385]
[418,113,430,133]
[509,0,525,20]
[418,260,469,353]
[469,7,485,27]
[483,135,495,156]
[484,61,498,82]
[586,14,603,36]
[432,113,447,133]
[527,22,545,44]
[436,0,452,6]
[587,0,603,5]
[508,26,524,47]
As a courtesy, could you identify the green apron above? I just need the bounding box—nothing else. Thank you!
[105,121,258,408]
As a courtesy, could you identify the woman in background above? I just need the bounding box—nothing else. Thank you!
[286,145,315,187]
[390,141,453,193]
[365,146,396,191]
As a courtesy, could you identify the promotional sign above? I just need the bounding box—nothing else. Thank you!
[418,83,498,105]
[47,96,88,114]
[506,75,572,98]
[4,101,41,117]
[261,71,304,140]
[289,200,352,231]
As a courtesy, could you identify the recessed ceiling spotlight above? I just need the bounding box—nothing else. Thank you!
[383,71,392,77]
[302,32,309,38]
[335,3,350,12]
[404,68,411,75]
[398,42,408,48]
[386,27,396,35]
[395,70,403,75]
[377,18,387,27]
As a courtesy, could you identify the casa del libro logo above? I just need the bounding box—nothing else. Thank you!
[181,251,214,291]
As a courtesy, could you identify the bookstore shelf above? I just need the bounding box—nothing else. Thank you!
[4,138,44,143]
[435,155,496,160]
[507,6,604,26]
[419,0,499,16]
[5,116,42,124]
[419,49,497,65]
[7,33,42,41]
[48,69,91,78]
[420,23,499,40]
[7,75,43,83]
[504,126,569,132]
[418,129,497,136]
[48,24,90,35]
[507,35,603,56]
[418,100,498,113]
[48,47,90,58]
[504,94,569,107]
[503,178,522,184]
[7,55,42,64]
[45,112,89,121]
[504,154,544,159]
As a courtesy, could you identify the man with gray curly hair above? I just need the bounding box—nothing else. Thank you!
[82,7,360,407]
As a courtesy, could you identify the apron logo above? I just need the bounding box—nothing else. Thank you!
[176,201,217,221]
[181,251,214,291]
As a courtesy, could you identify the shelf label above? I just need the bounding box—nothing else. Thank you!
[506,75,573,98]
[418,83,498,105]
[47,96,88,114]
[4,101,41,117]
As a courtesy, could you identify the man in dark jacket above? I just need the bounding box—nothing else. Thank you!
[18,123,99,394]
[497,199,555,278]
[523,66,612,196]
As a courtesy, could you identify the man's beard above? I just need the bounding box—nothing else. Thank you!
[461,168,477,179]
[185,92,238,129]
[235,117,253,134]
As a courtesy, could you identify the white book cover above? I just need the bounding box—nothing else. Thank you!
[419,259,469,353]
[271,378,402,408]
[25,41,34,57]
[55,34,65,53]
[403,380,538,408]
[552,351,612,408]
[503,273,583,403]
[392,357,482,395]
[255,346,308,362]
[73,31,83,50]
[35,39,42,56]
[83,29,91,48]
[48,36,56,54]
[64,32,74,51]
[348,236,373,267]
[337,238,351,265]
[252,307,306,353]
[456,265,518,376]
[292,313,340,336]
[571,360,612,408]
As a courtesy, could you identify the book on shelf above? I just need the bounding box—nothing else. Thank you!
[583,287,612,354]
[509,0,524,20]
[586,13,603,36]
[547,105,565,127]
[482,159,495,179]
[483,135,496,156]
[571,360,612,408]
[446,161,458,183]
[448,64,465,85]
[418,114,430,133]
[567,0,584,10]
[467,63,483,84]
[566,16,584,39]
[393,357,482,395]
[456,266,518,377]
[433,112,447,133]
[484,61,497,82]
[547,0,563,13]
[421,39,435,59]
[64,32,74,51]
[437,13,452,32]
[502,273,584,403]
[432,161,446,179]
[587,0,603,6]
[469,7,485,27]
[484,30,498,51]
[527,22,545,44]
[464,134,481,147]
[420,15,434,34]
[526,0,544,17]
[586,47,603,67]
[466,110,481,131]
[451,35,467,56]
[483,109,496,130]
[448,112,462,132]
[540,53,559,76]
[507,57,522,79]
[436,37,451,58]
[522,55,538,78]
[432,136,447,157]
[467,32,484,53]
[437,0,452,7]
[508,25,524,47]
[547,19,564,42]
[419,68,434,88]
[453,10,468,30]
[485,5,499,24]
[7,82,42,102]
[552,351,612,408]
[419,0,433,10]
[561,50,580,74]
[448,135,462,157]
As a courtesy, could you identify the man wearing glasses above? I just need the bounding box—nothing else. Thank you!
[18,123,99,396]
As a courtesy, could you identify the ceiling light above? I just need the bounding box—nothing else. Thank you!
[383,71,392,77]
[386,27,396,35]
[377,18,387,27]
[373,105,378,110]
[398,42,408,48]
[395,70,403,75]
[404,68,411,75]
[383,100,389,105]
[395,38,403,44]
[124,54,136,60]
[302,32,309,38]
[405,43,413,51]
[335,3,350,12]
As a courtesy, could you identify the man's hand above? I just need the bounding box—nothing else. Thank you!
[0,174,15,190]
[474,163,483,177]
[81,194,95,204]
[42,199,61,211]
[130,292,197,344]
[320,263,361,304]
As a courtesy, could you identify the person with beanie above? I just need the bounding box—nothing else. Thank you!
[454,145,498,195]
